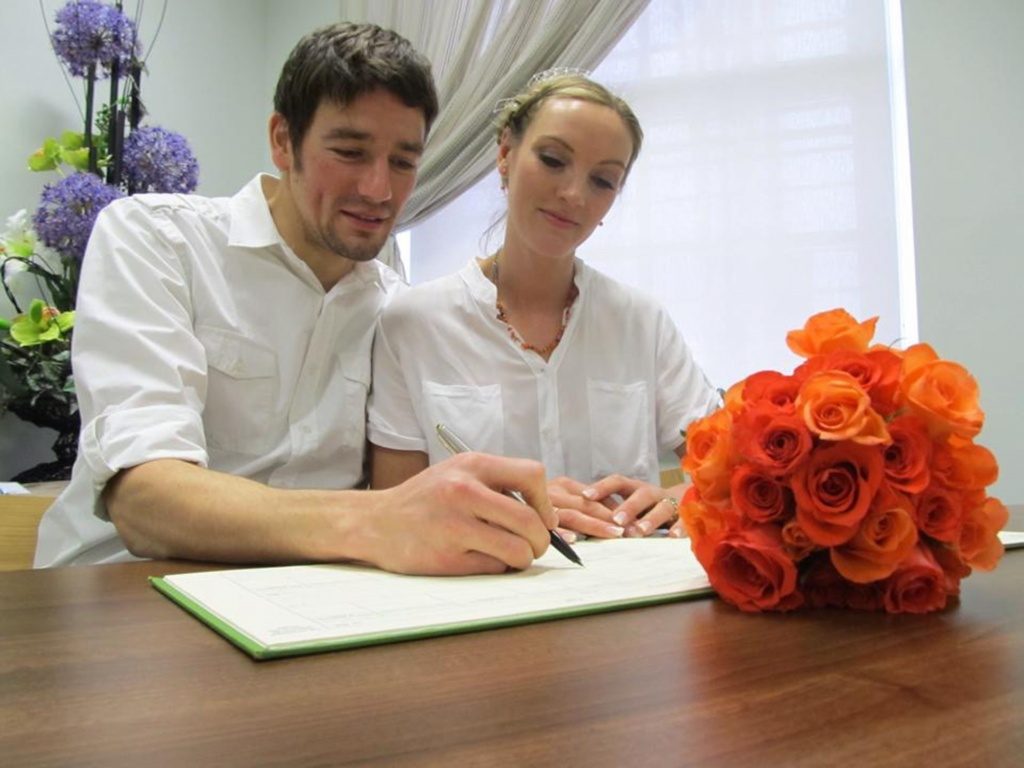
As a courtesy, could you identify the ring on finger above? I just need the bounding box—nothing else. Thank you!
[659,496,680,522]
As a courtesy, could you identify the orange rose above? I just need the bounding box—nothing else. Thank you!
[794,350,875,388]
[795,371,890,445]
[732,401,813,477]
[680,498,735,568]
[865,347,903,416]
[830,487,918,583]
[899,344,984,439]
[742,370,801,413]
[929,541,971,597]
[722,380,746,415]
[931,438,998,491]
[899,341,939,378]
[706,526,803,612]
[914,484,965,543]
[730,464,794,524]
[781,519,817,560]
[786,308,878,359]
[793,442,885,546]
[682,409,734,505]
[882,416,932,494]
[958,496,1008,571]
[881,543,949,613]
[795,348,902,417]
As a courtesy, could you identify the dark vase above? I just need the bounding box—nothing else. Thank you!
[8,396,80,483]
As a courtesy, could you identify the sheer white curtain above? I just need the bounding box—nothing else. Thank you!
[407,0,906,392]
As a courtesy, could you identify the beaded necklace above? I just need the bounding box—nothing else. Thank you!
[491,254,578,358]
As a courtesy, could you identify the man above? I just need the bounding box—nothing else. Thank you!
[34,22,555,574]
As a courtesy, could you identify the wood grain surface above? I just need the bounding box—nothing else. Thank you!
[1,508,1021,767]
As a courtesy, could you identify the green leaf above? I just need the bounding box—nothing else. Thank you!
[28,299,45,325]
[63,147,92,171]
[37,324,61,343]
[28,150,58,172]
[28,137,62,172]
[0,317,10,332]
[55,311,75,333]
[59,131,85,150]
[0,351,28,401]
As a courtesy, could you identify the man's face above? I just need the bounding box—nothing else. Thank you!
[270,90,426,268]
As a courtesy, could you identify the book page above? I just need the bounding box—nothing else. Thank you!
[159,538,711,651]
[999,530,1024,549]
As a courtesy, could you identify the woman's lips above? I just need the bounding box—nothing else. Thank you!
[539,208,578,228]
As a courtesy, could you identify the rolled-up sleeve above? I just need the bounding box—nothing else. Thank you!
[366,310,428,453]
[654,307,721,454]
[73,198,210,520]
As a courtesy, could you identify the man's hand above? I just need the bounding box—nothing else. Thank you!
[362,452,556,575]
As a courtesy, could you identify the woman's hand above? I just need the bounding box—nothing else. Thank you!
[547,476,624,539]
[579,474,684,538]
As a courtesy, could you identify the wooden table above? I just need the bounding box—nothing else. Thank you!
[2,512,1023,767]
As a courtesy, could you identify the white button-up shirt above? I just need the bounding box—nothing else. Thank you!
[368,258,719,485]
[35,175,402,566]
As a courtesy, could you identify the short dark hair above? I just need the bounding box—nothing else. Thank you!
[273,22,439,153]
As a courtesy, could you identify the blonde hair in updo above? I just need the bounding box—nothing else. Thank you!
[494,72,644,178]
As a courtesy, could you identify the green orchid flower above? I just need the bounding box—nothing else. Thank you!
[8,299,75,347]
[27,131,99,173]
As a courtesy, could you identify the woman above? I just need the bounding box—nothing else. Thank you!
[367,72,719,539]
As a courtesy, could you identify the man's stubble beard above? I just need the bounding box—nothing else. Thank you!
[304,212,391,264]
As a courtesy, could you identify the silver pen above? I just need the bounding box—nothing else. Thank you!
[435,423,583,567]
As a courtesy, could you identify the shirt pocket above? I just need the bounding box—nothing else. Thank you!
[340,359,372,447]
[421,381,504,461]
[197,325,278,454]
[587,379,651,480]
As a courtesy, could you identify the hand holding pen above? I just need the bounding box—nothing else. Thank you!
[436,424,584,567]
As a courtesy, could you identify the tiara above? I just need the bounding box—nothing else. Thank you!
[494,66,594,115]
[526,66,592,87]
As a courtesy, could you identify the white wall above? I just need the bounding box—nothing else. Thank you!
[0,0,273,478]
[4,0,1022,505]
[901,0,1024,504]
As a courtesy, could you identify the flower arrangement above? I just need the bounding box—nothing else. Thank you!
[0,0,198,482]
[680,308,1007,614]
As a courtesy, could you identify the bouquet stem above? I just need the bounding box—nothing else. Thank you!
[106,57,123,186]
[84,63,97,174]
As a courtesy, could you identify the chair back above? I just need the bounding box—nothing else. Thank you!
[659,467,685,488]
[0,495,53,570]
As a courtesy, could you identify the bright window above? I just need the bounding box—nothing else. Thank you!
[405,0,907,390]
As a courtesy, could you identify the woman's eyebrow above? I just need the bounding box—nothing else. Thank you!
[537,135,626,168]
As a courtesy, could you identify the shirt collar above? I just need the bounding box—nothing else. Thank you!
[461,255,590,303]
[229,173,393,293]
[227,174,282,249]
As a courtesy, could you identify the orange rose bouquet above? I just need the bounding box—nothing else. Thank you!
[681,309,1007,614]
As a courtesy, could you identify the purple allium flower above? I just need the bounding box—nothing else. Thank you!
[122,126,200,194]
[51,0,139,79]
[33,173,123,262]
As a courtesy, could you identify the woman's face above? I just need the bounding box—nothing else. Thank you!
[500,97,634,261]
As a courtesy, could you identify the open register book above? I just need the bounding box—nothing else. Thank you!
[151,538,712,660]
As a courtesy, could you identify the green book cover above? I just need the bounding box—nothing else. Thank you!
[150,538,714,660]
